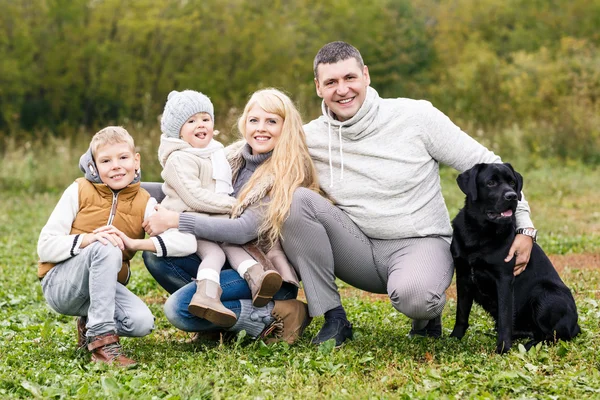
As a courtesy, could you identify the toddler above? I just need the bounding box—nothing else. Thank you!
[158,90,283,327]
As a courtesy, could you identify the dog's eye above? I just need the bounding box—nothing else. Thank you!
[509,180,516,187]
[486,180,497,187]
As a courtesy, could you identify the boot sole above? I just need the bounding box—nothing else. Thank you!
[188,304,237,328]
[252,271,283,307]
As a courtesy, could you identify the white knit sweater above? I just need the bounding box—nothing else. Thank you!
[303,87,533,240]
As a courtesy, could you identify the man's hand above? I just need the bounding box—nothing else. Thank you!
[142,205,180,236]
[505,233,534,276]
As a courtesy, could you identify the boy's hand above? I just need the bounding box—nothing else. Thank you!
[93,225,135,250]
[143,205,180,236]
[80,231,124,250]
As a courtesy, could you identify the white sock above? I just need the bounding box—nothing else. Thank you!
[237,260,259,278]
[196,268,220,284]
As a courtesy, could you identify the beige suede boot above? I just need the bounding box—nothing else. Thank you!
[244,264,283,307]
[188,279,237,328]
[261,299,312,345]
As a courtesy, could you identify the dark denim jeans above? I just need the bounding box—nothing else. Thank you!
[143,251,298,332]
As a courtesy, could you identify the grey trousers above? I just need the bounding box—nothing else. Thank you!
[281,188,454,322]
[41,242,154,338]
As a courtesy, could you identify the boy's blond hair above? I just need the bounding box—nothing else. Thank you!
[90,126,135,157]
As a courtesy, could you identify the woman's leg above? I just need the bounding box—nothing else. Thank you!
[142,251,200,294]
[164,269,298,332]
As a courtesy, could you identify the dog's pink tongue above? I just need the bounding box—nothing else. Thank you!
[501,210,513,217]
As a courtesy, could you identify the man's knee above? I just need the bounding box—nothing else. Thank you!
[388,285,446,320]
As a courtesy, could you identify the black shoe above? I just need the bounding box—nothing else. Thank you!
[408,316,442,338]
[311,318,353,347]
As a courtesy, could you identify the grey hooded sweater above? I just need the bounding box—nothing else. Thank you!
[303,87,533,240]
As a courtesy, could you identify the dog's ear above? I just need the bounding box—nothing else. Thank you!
[457,164,482,201]
[504,163,523,201]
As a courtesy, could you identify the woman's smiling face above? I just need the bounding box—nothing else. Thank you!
[243,105,283,154]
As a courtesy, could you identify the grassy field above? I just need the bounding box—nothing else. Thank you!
[1,162,599,399]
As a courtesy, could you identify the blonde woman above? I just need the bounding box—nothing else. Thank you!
[143,88,320,344]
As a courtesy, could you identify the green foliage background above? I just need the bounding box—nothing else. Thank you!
[1,0,599,163]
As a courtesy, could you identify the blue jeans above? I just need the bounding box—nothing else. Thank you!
[143,252,298,332]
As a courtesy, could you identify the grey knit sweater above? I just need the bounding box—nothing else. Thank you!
[303,86,533,240]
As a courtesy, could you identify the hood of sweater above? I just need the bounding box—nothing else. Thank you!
[319,86,380,140]
[78,147,141,186]
[314,86,380,187]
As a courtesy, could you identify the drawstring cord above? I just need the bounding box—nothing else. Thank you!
[327,122,345,187]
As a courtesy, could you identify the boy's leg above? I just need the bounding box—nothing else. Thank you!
[189,240,237,327]
[113,283,154,337]
[379,237,453,336]
[222,243,282,307]
[41,242,137,365]
[41,241,122,336]
[282,188,382,346]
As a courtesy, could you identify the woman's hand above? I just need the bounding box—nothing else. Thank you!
[142,205,180,236]
[505,233,534,276]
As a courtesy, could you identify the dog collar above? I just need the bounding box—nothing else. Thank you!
[516,228,537,242]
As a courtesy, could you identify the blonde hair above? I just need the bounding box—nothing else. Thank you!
[90,126,135,157]
[233,88,320,248]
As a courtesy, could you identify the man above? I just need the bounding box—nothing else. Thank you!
[281,41,537,347]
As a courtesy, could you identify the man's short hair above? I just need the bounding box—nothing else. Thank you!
[90,126,135,157]
[313,41,364,79]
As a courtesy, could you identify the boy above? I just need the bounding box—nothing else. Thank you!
[37,126,196,366]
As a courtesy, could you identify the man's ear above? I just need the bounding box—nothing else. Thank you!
[504,163,523,200]
[363,64,371,86]
[315,77,323,98]
[457,164,482,201]
[135,152,141,170]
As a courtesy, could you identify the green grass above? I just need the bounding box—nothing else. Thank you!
[1,163,599,399]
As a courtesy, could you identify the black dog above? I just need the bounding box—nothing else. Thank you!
[449,163,580,354]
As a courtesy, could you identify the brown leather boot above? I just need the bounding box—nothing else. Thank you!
[244,264,283,307]
[87,332,136,367]
[76,317,87,350]
[261,299,312,345]
[188,279,237,327]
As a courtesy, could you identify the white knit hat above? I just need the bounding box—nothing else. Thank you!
[160,90,214,138]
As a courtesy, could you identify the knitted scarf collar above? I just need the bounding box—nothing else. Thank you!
[228,142,274,219]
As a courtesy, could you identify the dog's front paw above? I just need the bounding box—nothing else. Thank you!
[495,340,512,354]
[450,325,467,339]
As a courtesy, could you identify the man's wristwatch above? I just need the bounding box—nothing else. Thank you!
[516,228,537,242]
